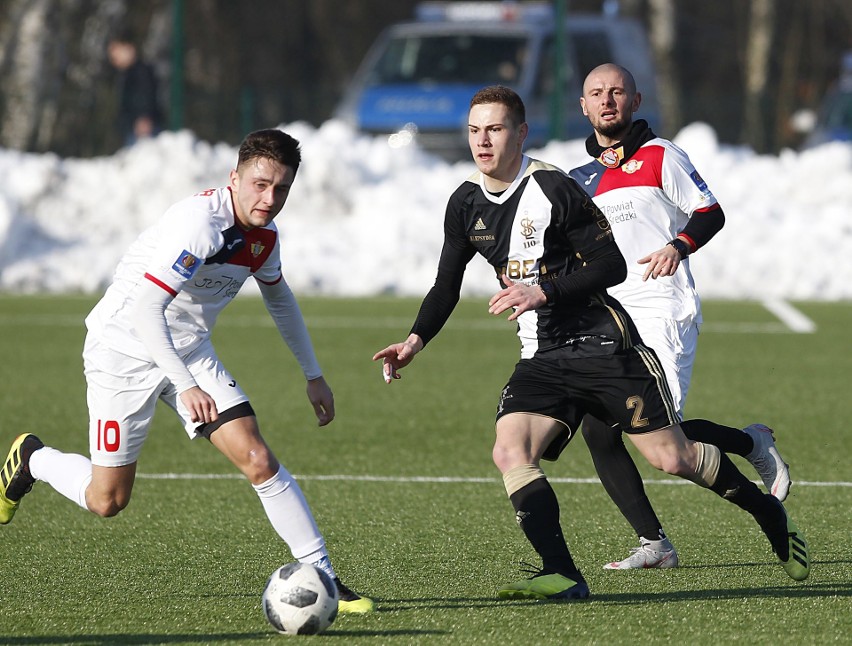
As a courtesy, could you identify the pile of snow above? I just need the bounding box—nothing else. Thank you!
[1,121,849,300]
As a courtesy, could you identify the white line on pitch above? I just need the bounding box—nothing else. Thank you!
[761,299,817,333]
[0,301,821,335]
[135,472,852,488]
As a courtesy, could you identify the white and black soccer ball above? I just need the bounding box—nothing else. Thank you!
[262,562,339,635]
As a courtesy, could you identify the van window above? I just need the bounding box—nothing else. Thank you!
[367,34,530,86]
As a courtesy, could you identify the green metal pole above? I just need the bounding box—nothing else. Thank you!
[170,0,185,131]
[549,0,568,141]
[240,86,256,136]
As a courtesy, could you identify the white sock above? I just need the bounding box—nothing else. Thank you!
[640,536,673,551]
[28,446,92,510]
[252,464,332,574]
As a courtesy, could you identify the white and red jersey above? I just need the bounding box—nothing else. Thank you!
[569,138,717,323]
[86,186,281,361]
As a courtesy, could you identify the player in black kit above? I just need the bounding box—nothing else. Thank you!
[373,86,808,600]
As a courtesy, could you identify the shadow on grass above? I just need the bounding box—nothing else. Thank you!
[373,579,852,611]
[584,581,852,604]
[0,628,449,644]
[676,557,850,570]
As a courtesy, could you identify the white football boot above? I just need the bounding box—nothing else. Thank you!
[744,423,791,501]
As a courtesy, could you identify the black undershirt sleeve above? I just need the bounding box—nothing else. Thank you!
[548,239,627,304]
[679,203,725,251]
[410,240,476,347]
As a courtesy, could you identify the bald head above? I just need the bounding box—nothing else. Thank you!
[582,64,637,96]
[580,63,642,146]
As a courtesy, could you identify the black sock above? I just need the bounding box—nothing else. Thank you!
[582,415,665,540]
[709,452,775,515]
[509,478,582,580]
[681,419,753,456]
[708,452,788,558]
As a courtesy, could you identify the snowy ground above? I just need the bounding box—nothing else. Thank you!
[1,120,850,300]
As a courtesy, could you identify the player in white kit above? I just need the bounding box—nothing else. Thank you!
[569,64,791,569]
[0,129,373,613]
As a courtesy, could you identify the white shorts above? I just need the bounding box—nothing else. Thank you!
[632,317,699,419]
[83,334,249,467]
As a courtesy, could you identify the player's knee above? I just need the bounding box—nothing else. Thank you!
[643,444,691,477]
[492,442,519,473]
[241,446,278,484]
[87,492,130,518]
[652,442,719,486]
[654,452,691,477]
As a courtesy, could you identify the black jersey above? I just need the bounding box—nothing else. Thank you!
[411,156,639,359]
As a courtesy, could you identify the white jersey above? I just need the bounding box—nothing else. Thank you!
[86,186,282,360]
[569,138,717,324]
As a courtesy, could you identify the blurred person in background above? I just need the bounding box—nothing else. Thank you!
[0,129,373,614]
[569,63,791,570]
[373,85,808,601]
[107,30,164,147]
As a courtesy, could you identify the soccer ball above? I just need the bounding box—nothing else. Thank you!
[262,562,339,635]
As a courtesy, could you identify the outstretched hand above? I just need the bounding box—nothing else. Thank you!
[488,274,546,321]
[372,334,424,384]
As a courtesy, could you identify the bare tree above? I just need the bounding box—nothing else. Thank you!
[0,0,54,150]
[741,0,775,151]
[648,0,681,134]
[0,0,849,156]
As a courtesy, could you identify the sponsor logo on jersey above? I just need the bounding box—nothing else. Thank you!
[599,146,623,168]
[622,160,644,174]
[584,172,598,185]
[689,170,707,191]
[474,217,487,230]
[172,250,200,279]
[690,170,714,201]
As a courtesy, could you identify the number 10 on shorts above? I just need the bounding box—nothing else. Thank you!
[97,419,121,452]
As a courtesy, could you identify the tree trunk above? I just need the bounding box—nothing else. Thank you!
[0,0,53,150]
[742,0,775,151]
[648,0,681,136]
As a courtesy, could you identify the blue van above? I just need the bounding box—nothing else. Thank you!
[334,1,661,160]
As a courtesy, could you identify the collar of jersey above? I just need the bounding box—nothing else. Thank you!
[478,155,531,204]
[584,119,656,167]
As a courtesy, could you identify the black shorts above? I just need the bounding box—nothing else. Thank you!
[495,344,678,461]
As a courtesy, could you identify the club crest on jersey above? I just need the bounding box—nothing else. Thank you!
[250,242,265,257]
[599,146,623,168]
[621,160,644,174]
[172,250,200,279]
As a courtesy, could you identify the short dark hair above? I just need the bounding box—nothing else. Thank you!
[470,85,526,127]
[237,129,302,174]
[109,28,137,47]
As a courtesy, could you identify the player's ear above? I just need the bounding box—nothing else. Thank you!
[229,168,239,189]
[518,121,529,145]
[631,92,642,114]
